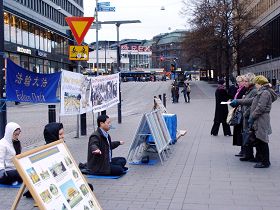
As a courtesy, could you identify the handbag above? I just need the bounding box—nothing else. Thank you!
[242,129,256,146]
[228,106,243,126]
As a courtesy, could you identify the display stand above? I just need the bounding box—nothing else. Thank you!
[127,110,171,165]
[12,140,102,210]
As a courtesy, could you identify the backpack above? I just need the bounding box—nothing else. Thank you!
[187,85,191,92]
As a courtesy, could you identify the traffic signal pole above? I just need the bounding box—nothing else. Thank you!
[0,0,7,138]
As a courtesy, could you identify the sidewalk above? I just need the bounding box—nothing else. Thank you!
[1,81,280,210]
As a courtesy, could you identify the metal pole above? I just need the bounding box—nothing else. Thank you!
[75,61,81,138]
[116,24,122,124]
[0,0,7,138]
[95,0,99,76]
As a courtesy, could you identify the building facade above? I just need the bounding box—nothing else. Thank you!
[240,0,280,81]
[88,39,152,73]
[151,30,187,72]
[3,0,84,73]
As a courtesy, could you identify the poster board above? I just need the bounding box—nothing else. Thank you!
[12,140,102,210]
[127,110,171,165]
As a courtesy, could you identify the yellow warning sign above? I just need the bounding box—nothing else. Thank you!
[69,45,89,61]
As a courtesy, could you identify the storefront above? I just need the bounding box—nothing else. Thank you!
[3,11,76,73]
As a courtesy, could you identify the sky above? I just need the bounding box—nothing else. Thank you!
[83,0,190,44]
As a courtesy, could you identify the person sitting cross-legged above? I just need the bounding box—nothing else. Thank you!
[87,115,127,176]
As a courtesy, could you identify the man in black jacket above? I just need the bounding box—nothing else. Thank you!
[87,115,127,175]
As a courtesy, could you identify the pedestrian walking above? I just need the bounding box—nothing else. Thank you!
[210,79,232,136]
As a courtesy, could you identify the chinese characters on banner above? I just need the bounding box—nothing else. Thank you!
[6,59,61,103]
[60,70,119,115]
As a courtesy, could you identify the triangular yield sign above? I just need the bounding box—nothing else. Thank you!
[65,17,95,45]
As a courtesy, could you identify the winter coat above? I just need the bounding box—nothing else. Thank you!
[236,85,257,130]
[0,122,21,172]
[87,128,120,174]
[249,84,278,143]
[214,84,230,122]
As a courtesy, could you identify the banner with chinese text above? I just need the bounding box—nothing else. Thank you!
[6,59,61,103]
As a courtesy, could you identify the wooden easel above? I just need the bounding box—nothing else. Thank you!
[11,183,26,210]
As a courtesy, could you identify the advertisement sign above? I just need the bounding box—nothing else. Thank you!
[13,140,102,210]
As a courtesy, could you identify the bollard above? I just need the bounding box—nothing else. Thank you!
[80,113,87,136]
[48,105,56,123]
[163,93,166,108]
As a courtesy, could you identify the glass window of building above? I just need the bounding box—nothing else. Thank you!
[50,61,57,73]
[63,39,68,55]
[22,20,29,46]
[20,55,29,69]
[10,15,16,43]
[44,31,48,52]
[29,57,35,72]
[43,60,50,74]
[36,58,43,73]
[16,17,22,45]
[35,26,40,49]
[40,30,44,51]
[46,31,52,53]
[9,53,20,65]
[29,24,35,48]
[4,12,10,41]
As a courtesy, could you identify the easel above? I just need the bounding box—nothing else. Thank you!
[11,184,28,210]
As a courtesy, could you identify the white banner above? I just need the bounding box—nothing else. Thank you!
[90,73,119,113]
[60,71,119,115]
[60,70,92,115]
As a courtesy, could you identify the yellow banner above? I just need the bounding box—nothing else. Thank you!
[69,45,89,61]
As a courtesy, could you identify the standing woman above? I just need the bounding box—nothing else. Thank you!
[230,73,258,161]
[0,122,23,185]
[210,79,232,136]
[232,75,247,156]
[249,75,277,168]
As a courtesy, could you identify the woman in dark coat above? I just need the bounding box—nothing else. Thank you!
[210,79,232,136]
[232,75,247,156]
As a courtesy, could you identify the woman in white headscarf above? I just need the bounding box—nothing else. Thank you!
[0,122,23,185]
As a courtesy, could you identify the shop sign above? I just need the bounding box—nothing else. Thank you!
[36,50,47,58]
[17,46,32,55]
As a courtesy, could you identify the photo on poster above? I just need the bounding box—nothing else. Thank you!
[26,167,41,184]
[49,184,59,196]
[79,184,89,196]
[40,189,52,203]
[49,161,67,177]
[84,205,90,210]
[39,169,50,180]
[72,170,79,179]
[64,92,80,113]
[60,179,83,208]
[64,155,73,167]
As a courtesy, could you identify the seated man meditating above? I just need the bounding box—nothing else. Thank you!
[87,115,127,176]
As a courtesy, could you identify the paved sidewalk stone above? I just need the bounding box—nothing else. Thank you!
[1,81,280,210]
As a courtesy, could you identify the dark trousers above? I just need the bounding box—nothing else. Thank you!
[211,121,231,136]
[186,92,190,102]
[255,139,270,166]
[110,157,127,176]
[0,170,22,185]
[183,93,190,102]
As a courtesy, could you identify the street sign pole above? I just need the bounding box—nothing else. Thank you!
[0,0,7,138]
